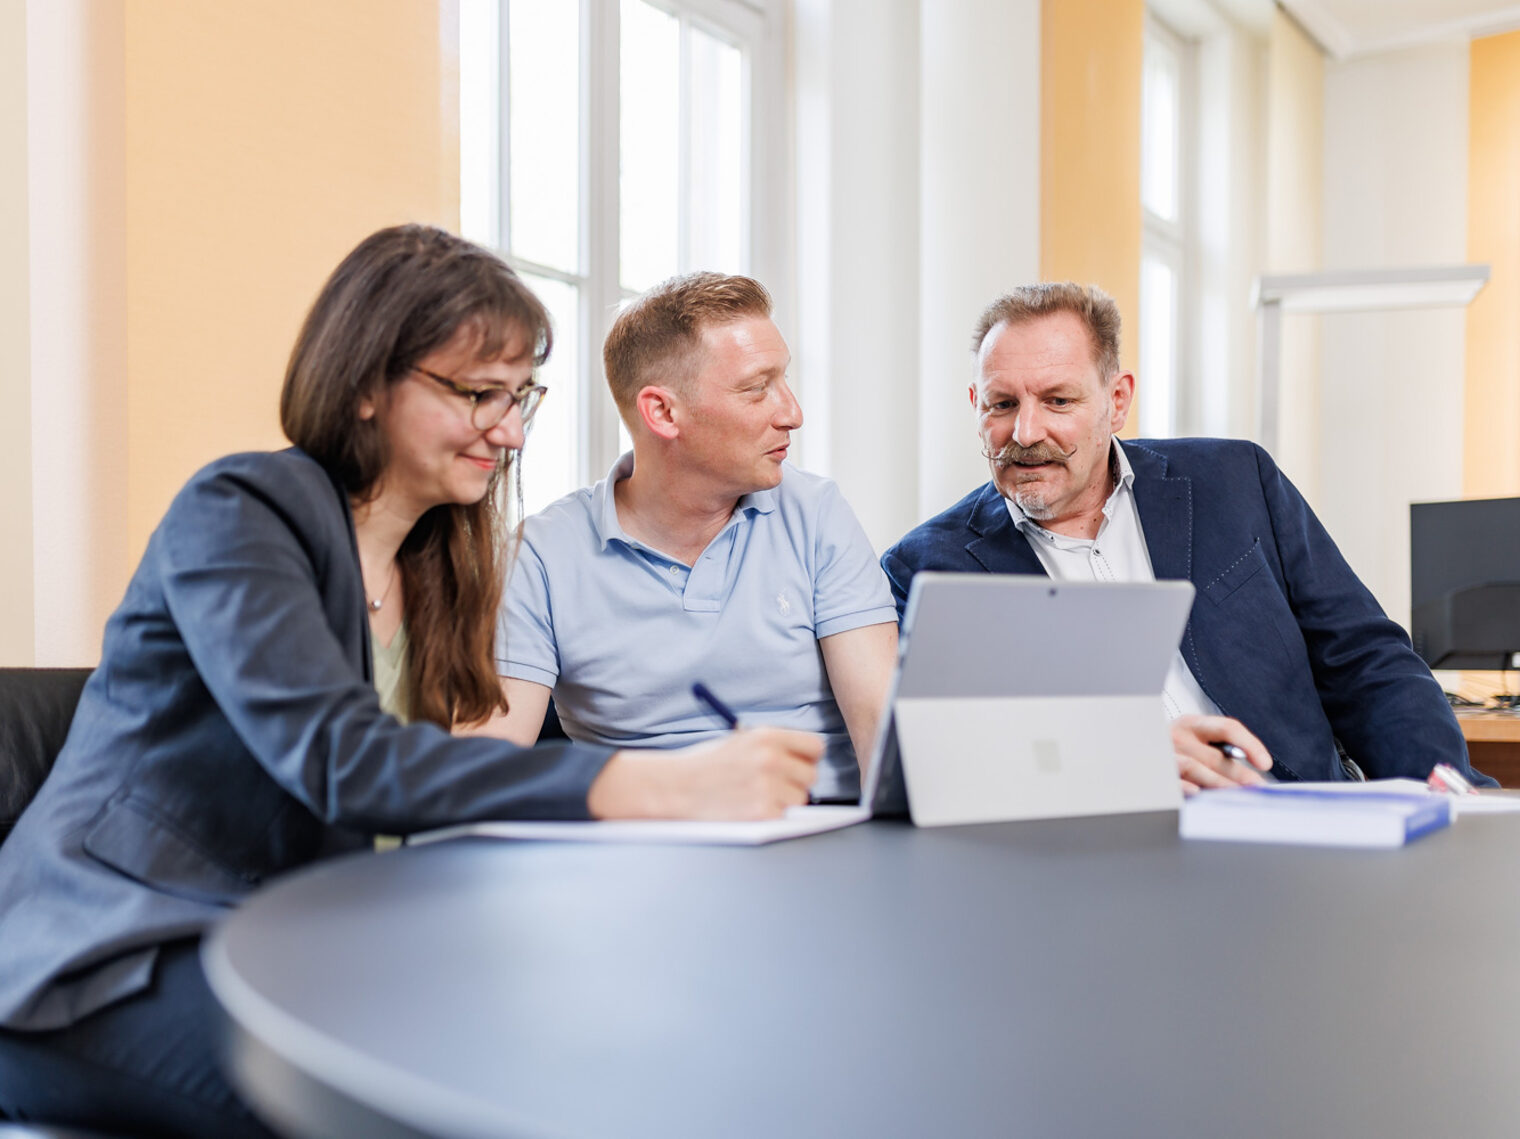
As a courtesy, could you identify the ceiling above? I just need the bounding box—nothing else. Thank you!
[1281,0,1520,58]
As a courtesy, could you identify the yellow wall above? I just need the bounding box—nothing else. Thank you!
[0,0,33,663]
[1465,29,1520,498]
[1039,0,1143,429]
[122,0,461,562]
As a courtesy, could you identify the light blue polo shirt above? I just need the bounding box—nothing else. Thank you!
[498,452,897,798]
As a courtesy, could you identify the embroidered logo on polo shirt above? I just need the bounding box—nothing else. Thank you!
[776,592,791,616]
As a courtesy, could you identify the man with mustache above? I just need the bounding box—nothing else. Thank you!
[881,282,1487,791]
[483,272,899,805]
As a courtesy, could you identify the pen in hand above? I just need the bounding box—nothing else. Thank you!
[692,682,821,807]
[692,682,740,729]
[1213,741,1277,784]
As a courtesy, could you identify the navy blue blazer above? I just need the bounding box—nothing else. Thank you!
[0,449,615,1030]
[881,439,1483,786]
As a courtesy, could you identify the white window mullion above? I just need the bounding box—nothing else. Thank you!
[1141,11,1198,441]
[497,6,512,252]
[1175,25,1200,435]
[677,18,693,273]
[507,258,586,291]
[738,43,753,272]
[458,0,502,248]
[585,0,624,482]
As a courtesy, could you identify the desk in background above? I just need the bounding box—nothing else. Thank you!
[207,813,1520,1139]
[1459,709,1520,786]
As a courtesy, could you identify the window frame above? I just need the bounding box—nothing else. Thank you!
[470,0,787,499]
[1139,11,1196,439]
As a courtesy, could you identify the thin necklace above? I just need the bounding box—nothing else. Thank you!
[368,562,398,614]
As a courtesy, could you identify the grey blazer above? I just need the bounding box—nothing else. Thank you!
[0,449,613,1029]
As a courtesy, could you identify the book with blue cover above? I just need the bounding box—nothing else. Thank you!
[1179,784,1454,848]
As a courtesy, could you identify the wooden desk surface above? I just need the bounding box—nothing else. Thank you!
[1457,710,1520,786]
[1457,710,1520,743]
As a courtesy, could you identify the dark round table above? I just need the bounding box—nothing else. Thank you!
[205,811,1520,1138]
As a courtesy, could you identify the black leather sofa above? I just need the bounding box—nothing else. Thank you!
[0,668,91,847]
[0,667,134,1138]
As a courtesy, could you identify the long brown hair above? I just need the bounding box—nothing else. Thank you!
[281,224,550,728]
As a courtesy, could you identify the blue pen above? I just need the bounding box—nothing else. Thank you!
[693,682,818,805]
[691,682,741,728]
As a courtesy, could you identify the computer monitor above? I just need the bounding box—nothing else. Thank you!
[1410,496,1520,670]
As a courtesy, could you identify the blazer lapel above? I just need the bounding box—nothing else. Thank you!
[1127,443,1217,710]
[964,483,1047,576]
[1128,444,1193,583]
[337,480,375,682]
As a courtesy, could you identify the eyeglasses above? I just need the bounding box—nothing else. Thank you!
[412,367,548,432]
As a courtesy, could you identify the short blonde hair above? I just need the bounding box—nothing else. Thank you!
[972,282,1122,382]
[603,272,773,413]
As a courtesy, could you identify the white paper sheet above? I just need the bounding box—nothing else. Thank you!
[1258,779,1431,796]
[1449,794,1520,815]
[409,804,870,848]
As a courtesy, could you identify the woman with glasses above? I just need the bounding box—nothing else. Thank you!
[0,225,821,1137]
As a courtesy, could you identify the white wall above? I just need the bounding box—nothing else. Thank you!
[26,0,129,666]
[1193,23,1266,440]
[793,0,1041,551]
[0,0,35,664]
[793,0,921,552]
[1319,42,1470,628]
[917,0,1041,522]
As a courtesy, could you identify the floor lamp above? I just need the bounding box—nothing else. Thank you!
[1252,264,1490,455]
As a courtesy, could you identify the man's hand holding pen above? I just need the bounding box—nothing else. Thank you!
[1171,714,1275,797]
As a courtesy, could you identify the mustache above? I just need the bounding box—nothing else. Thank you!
[984,439,1073,468]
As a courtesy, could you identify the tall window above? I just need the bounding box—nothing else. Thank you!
[1139,14,1191,439]
[460,0,772,515]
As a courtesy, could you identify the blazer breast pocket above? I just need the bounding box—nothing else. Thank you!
[82,794,258,907]
[1201,539,1272,605]
[1199,538,1302,665]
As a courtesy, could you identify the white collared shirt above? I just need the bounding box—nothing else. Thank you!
[1004,440,1221,721]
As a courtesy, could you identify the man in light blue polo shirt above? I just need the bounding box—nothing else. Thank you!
[486,273,898,800]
